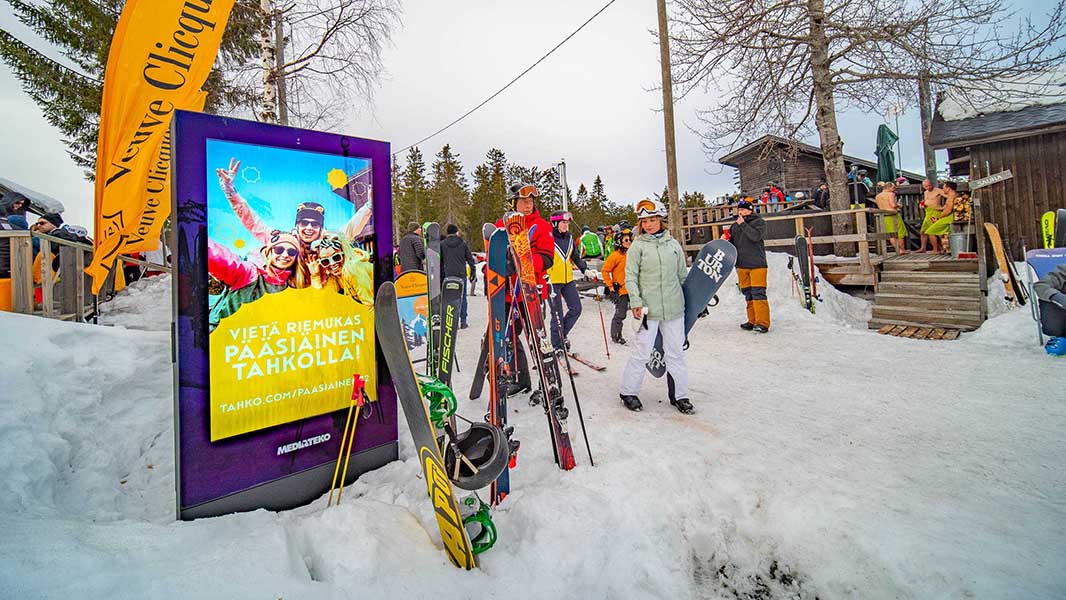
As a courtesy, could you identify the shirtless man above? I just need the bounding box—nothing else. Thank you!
[875,182,908,255]
[918,179,945,253]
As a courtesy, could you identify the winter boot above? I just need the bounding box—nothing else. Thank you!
[740,322,755,331]
[506,381,532,397]
[752,324,769,333]
[1046,336,1066,356]
[460,320,469,329]
[620,394,642,411]
[670,397,695,415]
[611,335,628,345]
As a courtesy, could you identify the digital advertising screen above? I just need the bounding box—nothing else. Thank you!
[171,111,397,519]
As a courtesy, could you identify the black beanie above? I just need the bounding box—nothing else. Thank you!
[42,213,64,228]
[446,224,459,235]
[408,221,420,234]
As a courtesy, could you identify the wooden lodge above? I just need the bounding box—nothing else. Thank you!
[717,135,924,197]
[929,99,1066,258]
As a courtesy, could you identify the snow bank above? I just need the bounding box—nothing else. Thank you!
[98,274,171,332]
[938,68,1066,121]
[2,259,1064,599]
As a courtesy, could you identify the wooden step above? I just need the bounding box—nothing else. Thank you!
[880,271,980,284]
[871,306,982,329]
[873,293,982,310]
[883,259,978,273]
[868,317,975,333]
[877,282,982,297]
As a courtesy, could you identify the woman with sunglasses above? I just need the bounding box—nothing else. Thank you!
[207,231,300,331]
[308,233,374,304]
[618,199,692,414]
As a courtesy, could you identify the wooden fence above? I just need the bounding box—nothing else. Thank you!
[1,229,169,322]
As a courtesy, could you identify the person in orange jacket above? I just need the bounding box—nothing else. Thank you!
[494,183,555,396]
[601,227,632,344]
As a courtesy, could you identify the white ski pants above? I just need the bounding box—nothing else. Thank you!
[619,316,688,398]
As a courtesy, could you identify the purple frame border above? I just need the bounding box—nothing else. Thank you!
[171,110,397,516]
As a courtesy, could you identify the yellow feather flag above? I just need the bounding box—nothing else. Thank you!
[88,0,236,293]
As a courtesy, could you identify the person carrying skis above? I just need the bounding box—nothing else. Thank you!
[579,225,603,260]
[1035,263,1066,356]
[546,210,596,350]
[733,199,771,333]
[441,223,477,328]
[601,227,632,344]
[495,183,555,396]
[398,221,425,273]
[618,199,692,414]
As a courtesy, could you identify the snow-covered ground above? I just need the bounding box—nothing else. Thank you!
[2,253,1064,599]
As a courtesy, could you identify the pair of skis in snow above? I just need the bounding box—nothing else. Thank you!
[422,222,465,387]
[790,231,820,314]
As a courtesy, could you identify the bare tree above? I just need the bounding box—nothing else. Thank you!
[255,0,400,127]
[670,0,1066,252]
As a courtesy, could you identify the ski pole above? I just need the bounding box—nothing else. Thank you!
[597,294,611,360]
[328,374,366,506]
[548,287,595,466]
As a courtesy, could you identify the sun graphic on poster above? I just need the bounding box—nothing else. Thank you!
[242,166,261,184]
[327,168,349,190]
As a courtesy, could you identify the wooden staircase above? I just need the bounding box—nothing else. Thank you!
[868,255,984,331]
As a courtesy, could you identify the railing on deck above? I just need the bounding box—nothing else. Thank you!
[680,199,812,228]
[1,230,170,322]
[684,207,898,275]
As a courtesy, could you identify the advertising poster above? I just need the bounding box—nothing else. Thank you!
[173,111,397,519]
[394,270,429,362]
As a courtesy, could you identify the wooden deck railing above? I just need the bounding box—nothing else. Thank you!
[1,230,169,322]
[683,207,898,275]
[680,199,811,227]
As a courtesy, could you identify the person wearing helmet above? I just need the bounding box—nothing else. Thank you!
[618,198,692,414]
[579,224,603,260]
[495,183,555,396]
[601,227,633,344]
[732,199,770,333]
[547,210,596,350]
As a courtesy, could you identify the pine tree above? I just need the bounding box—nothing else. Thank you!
[390,155,403,242]
[429,144,468,228]
[0,0,259,176]
[682,191,708,207]
[465,148,509,251]
[587,175,609,227]
[400,147,429,226]
[571,183,591,229]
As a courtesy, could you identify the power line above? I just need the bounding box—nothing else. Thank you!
[392,0,620,157]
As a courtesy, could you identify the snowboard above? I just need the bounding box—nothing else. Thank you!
[504,212,576,471]
[485,227,516,503]
[795,235,814,313]
[984,223,1019,304]
[1042,211,1056,249]
[646,240,737,378]
[424,223,442,376]
[436,276,465,386]
[376,281,477,570]
[1057,209,1066,249]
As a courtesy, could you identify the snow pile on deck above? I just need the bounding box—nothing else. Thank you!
[1,263,1063,599]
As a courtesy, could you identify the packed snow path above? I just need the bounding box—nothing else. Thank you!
[2,257,1063,599]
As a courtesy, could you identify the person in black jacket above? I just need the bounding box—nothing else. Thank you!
[440,223,476,328]
[812,182,830,210]
[397,221,425,274]
[730,200,770,333]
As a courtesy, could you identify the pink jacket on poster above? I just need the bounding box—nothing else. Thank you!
[208,239,291,290]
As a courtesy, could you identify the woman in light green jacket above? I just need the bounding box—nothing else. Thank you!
[618,198,693,414]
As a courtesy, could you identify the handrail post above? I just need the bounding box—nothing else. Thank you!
[10,234,34,314]
[40,238,55,318]
[855,210,871,274]
[74,248,86,322]
[876,212,888,257]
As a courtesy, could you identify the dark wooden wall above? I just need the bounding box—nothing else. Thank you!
[733,148,906,198]
[966,131,1066,256]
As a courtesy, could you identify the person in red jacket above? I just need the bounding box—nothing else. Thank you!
[495,183,555,396]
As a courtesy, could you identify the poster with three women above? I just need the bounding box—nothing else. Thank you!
[205,139,376,442]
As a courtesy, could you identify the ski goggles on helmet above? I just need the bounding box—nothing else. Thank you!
[509,184,539,200]
[635,198,666,219]
[550,211,573,223]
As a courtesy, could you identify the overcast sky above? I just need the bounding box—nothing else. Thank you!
[2,0,1053,233]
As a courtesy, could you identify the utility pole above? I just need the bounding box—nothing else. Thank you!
[656,0,681,240]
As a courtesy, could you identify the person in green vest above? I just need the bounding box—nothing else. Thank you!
[579,225,603,260]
